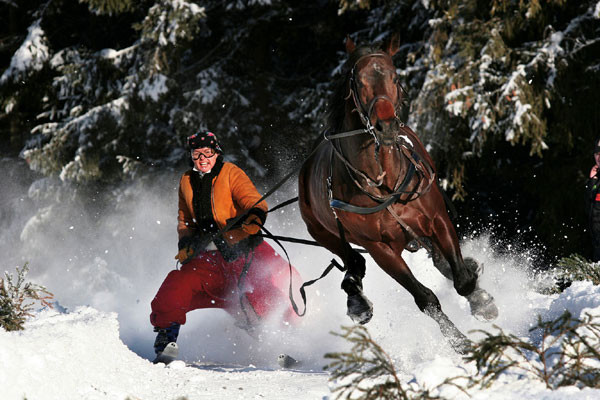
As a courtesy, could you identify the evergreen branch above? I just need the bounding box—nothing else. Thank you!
[325,325,467,399]
[555,254,600,286]
[0,263,54,331]
[468,310,600,390]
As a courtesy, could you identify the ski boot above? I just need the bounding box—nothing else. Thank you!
[152,323,180,364]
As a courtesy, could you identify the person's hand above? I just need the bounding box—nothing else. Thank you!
[224,227,248,244]
[224,213,264,243]
[241,213,262,235]
[591,165,599,178]
[175,247,195,264]
[174,235,207,264]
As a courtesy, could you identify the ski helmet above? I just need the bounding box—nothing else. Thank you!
[187,131,223,153]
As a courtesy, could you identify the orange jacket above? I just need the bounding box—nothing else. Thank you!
[177,161,268,245]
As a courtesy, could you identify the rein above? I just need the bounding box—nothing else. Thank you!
[185,51,440,321]
[325,127,436,214]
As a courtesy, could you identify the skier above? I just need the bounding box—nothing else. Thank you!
[586,137,600,262]
[150,131,301,363]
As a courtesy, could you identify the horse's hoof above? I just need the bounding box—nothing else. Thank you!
[347,293,373,325]
[467,288,498,321]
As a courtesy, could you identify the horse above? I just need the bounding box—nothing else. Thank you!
[297,36,498,353]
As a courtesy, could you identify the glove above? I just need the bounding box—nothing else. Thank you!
[224,212,265,244]
[174,235,206,264]
[175,247,194,264]
[241,213,262,235]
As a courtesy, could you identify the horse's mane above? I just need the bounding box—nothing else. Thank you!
[325,45,381,134]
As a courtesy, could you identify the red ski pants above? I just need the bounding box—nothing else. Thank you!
[150,241,300,328]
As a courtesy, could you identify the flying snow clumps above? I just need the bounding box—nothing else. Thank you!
[0,19,50,85]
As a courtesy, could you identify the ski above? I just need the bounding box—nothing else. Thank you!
[152,345,299,370]
[277,353,300,369]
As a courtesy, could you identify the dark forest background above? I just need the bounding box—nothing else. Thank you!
[1,0,600,267]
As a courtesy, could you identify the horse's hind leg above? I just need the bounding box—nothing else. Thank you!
[430,216,498,321]
[364,240,471,354]
[428,240,458,281]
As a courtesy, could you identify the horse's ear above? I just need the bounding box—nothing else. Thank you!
[345,35,356,54]
[383,33,400,56]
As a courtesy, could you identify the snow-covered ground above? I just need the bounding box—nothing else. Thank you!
[3,245,600,399]
[2,164,600,399]
[0,306,329,399]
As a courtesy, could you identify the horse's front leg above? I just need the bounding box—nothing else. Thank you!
[339,245,373,325]
[431,215,498,321]
[363,240,472,354]
[299,206,373,325]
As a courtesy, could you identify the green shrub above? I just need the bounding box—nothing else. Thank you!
[0,263,54,331]
[468,310,600,389]
[325,325,466,399]
[326,310,600,398]
[556,254,600,286]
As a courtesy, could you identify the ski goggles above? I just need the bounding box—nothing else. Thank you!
[191,148,217,160]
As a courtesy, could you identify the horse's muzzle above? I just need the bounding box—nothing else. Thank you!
[372,98,400,146]
[374,118,401,146]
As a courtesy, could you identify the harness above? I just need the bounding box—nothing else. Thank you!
[326,132,435,214]
[324,50,436,252]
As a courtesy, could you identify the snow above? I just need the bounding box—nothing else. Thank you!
[3,174,600,399]
[146,0,206,46]
[0,307,328,400]
[139,73,169,102]
[193,69,220,104]
[4,228,600,399]
[0,19,50,84]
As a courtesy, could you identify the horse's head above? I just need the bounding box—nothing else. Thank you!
[345,35,403,146]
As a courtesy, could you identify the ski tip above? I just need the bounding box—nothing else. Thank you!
[277,353,300,369]
[164,342,179,352]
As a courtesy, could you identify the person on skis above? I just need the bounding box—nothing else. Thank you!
[150,131,300,363]
[586,137,600,262]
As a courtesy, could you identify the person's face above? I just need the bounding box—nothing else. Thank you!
[192,147,218,173]
[595,152,600,167]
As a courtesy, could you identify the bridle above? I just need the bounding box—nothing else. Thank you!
[347,51,406,146]
[324,50,435,215]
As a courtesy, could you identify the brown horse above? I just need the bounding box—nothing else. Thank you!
[298,36,498,353]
